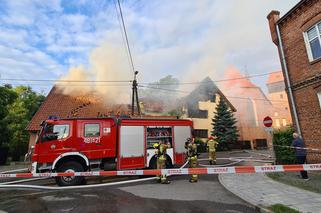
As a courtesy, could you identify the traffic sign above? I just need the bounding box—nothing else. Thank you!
[263,116,273,127]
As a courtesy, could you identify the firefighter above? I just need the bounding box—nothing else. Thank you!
[207,136,219,165]
[186,138,198,183]
[153,141,170,184]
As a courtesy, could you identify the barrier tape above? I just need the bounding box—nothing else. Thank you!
[273,145,321,152]
[0,164,320,178]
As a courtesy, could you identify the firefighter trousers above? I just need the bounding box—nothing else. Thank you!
[189,156,198,183]
[157,156,169,184]
[208,151,216,164]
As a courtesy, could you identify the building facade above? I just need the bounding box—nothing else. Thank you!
[220,68,273,149]
[266,71,292,129]
[267,0,321,162]
[182,77,236,141]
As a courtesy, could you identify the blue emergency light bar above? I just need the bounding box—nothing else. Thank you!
[48,115,59,120]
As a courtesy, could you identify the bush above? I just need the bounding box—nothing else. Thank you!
[273,127,296,165]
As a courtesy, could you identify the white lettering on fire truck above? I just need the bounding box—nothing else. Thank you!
[83,137,100,144]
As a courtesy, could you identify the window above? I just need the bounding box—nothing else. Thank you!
[188,109,208,118]
[305,22,321,61]
[318,92,321,108]
[274,112,278,117]
[282,119,287,127]
[193,129,208,138]
[210,94,216,103]
[42,124,70,141]
[53,124,70,139]
[276,119,280,127]
[280,94,283,99]
[84,124,100,137]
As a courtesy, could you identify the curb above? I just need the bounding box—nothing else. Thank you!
[218,174,271,213]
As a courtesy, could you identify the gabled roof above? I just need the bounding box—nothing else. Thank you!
[185,77,236,112]
[266,71,284,84]
[26,86,131,131]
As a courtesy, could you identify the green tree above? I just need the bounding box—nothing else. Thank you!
[0,85,18,148]
[6,86,45,160]
[211,98,238,150]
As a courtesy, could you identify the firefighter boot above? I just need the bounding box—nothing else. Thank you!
[189,174,198,183]
[161,175,170,184]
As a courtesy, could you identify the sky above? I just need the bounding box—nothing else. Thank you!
[0,0,300,95]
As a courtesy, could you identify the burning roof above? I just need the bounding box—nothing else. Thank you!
[184,77,236,114]
[26,86,131,131]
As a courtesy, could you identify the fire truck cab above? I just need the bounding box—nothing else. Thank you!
[30,117,193,186]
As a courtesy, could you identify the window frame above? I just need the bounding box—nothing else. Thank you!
[317,92,321,109]
[53,124,70,140]
[84,123,101,137]
[193,129,208,138]
[304,21,321,62]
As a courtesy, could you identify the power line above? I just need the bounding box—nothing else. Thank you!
[139,85,289,104]
[113,0,132,72]
[140,72,272,85]
[116,0,136,74]
[0,71,274,84]
[0,78,132,83]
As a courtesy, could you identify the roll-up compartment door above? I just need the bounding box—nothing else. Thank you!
[174,126,192,164]
[119,126,145,169]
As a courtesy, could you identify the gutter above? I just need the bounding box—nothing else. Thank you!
[275,24,302,136]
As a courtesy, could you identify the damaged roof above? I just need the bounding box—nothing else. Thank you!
[26,86,131,131]
[184,77,236,112]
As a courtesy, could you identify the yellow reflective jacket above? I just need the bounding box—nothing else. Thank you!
[207,139,218,152]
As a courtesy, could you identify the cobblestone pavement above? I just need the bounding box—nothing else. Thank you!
[219,173,321,213]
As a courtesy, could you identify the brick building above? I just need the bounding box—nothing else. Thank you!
[267,0,321,162]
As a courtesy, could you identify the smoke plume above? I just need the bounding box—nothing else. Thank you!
[57,42,133,105]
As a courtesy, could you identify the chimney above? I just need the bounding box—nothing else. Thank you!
[267,10,280,45]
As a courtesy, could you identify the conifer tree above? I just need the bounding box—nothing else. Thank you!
[211,98,238,150]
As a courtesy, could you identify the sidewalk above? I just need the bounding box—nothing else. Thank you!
[219,173,321,213]
[0,162,28,173]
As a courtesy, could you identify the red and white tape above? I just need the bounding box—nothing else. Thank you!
[274,145,321,152]
[1,164,320,178]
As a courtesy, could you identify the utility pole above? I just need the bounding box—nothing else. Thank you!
[131,71,141,116]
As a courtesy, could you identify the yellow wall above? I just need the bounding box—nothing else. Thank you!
[268,90,292,129]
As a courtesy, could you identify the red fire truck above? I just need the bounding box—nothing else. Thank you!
[29,117,193,186]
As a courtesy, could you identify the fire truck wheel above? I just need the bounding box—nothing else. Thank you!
[55,161,85,186]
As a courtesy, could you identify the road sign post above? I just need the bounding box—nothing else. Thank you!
[263,116,275,164]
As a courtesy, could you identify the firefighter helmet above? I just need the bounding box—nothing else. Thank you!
[153,143,159,149]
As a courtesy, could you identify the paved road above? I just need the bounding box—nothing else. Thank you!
[0,175,258,213]
[0,151,272,213]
